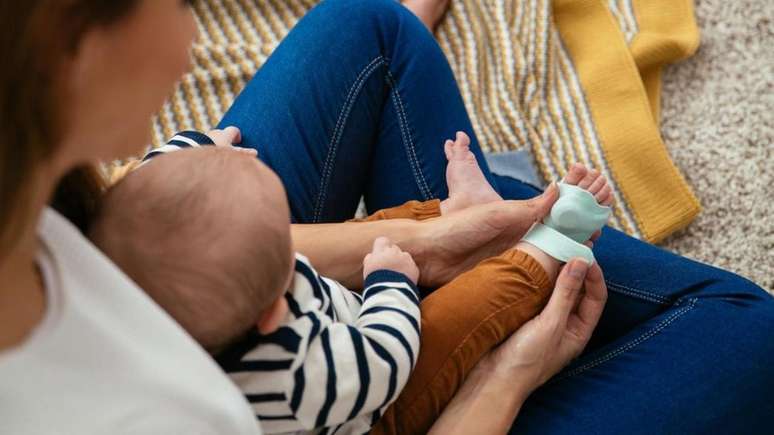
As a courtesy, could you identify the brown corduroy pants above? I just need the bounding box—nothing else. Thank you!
[352,200,552,435]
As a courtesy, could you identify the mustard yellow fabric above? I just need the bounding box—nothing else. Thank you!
[145,0,701,242]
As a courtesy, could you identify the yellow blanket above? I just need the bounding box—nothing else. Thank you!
[151,0,701,242]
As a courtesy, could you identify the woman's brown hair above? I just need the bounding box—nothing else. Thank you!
[0,0,139,252]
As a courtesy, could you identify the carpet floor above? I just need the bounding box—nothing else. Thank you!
[659,0,773,292]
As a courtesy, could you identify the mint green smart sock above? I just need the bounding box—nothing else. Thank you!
[521,182,611,264]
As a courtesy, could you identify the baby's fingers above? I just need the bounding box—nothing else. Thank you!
[372,236,393,253]
[235,148,258,157]
[207,126,242,147]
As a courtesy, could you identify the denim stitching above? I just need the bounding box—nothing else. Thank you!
[605,280,672,305]
[606,281,672,305]
[552,298,697,382]
[385,70,433,200]
[313,56,387,222]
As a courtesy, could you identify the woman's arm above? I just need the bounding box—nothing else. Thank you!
[429,357,531,434]
[292,219,428,289]
[429,261,608,434]
[292,187,559,289]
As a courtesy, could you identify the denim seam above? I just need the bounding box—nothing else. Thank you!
[313,56,387,222]
[605,281,672,305]
[385,70,433,200]
[552,298,697,382]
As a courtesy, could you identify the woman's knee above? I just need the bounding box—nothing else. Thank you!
[314,0,429,47]
[321,0,412,20]
[713,271,773,305]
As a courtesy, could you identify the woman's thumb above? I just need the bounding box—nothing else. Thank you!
[527,182,559,221]
[543,258,588,328]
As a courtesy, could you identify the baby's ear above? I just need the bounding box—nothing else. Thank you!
[257,296,288,335]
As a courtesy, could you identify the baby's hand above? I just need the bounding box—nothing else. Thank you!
[363,237,420,285]
[207,126,258,157]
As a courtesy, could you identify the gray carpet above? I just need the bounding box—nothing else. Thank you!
[660,0,773,292]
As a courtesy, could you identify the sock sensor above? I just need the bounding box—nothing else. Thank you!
[521,182,611,264]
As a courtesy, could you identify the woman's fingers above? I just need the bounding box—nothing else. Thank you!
[524,182,559,222]
[542,259,589,332]
[565,263,607,343]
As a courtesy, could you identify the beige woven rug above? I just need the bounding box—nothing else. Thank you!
[659,0,773,292]
[150,0,706,245]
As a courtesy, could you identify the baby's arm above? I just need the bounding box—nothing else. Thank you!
[141,127,253,162]
[252,246,421,433]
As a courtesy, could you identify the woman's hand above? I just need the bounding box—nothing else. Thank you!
[429,259,607,434]
[486,259,608,396]
[417,184,559,287]
[292,186,558,289]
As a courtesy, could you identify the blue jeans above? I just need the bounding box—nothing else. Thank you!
[218,0,774,433]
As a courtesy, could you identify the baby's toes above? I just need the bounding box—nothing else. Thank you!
[444,139,455,160]
[455,131,471,150]
[587,174,606,196]
[564,163,587,184]
[596,185,614,206]
[578,169,599,189]
[451,133,470,158]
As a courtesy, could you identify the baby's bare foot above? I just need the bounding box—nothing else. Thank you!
[516,164,614,283]
[403,0,450,32]
[440,131,502,215]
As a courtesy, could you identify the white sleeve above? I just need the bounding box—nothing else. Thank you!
[281,262,421,431]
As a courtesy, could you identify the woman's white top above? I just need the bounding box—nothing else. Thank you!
[0,208,261,435]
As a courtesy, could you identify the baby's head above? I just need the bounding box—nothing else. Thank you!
[90,147,293,352]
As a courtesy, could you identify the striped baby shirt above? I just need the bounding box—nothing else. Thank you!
[142,130,215,161]
[143,134,421,434]
[217,254,420,435]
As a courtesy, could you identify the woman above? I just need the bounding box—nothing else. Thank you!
[0,1,602,433]
[0,0,769,434]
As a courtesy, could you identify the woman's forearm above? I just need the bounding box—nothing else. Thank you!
[291,219,430,288]
[429,358,530,434]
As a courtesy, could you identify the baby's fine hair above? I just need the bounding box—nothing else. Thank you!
[90,147,292,351]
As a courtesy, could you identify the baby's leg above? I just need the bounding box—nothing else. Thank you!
[439,131,503,214]
[371,164,613,435]
[350,199,442,222]
[371,248,551,435]
[355,131,501,222]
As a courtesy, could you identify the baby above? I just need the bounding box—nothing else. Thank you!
[91,144,422,434]
[90,131,612,434]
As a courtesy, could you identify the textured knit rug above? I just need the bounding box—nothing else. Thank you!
[658,0,773,292]
[150,0,701,243]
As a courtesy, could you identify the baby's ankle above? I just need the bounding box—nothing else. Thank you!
[515,242,561,283]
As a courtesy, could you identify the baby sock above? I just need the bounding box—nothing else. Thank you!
[521,182,611,264]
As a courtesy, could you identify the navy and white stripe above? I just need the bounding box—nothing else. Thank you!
[225,254,421,435]
[142,130,215,162]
